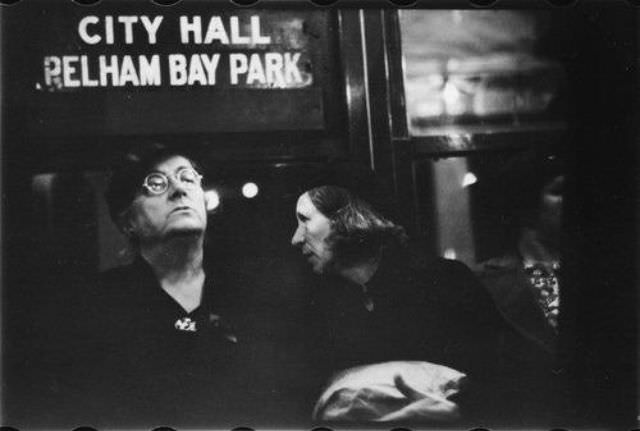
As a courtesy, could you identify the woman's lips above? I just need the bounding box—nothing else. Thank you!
[170,206,193,214]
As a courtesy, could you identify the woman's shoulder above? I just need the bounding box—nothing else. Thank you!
[397,253,500,315]
[75,260,153,316]
[473,253,521,277]
[402,249,479,290]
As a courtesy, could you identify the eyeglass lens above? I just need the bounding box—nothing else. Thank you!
[144,169,200,194]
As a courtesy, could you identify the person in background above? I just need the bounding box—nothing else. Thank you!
[291,184,510,425]
[473,149,567,425]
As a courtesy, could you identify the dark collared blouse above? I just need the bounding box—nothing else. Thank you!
[72,257,247,427]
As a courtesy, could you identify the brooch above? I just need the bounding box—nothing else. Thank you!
[175,317,197,332]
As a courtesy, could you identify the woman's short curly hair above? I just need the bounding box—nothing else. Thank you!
[307,185,407,267]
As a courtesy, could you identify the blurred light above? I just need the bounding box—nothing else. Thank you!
[242,182,259,199]
[204,189,220,211]
[462,172,478,188]
[447,133,472,149]
[452,10,463,24]
[443,248,457,260]
[442,81,466,115]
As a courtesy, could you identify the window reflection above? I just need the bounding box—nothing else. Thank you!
[417,150,564,269]
[400,10,564,134]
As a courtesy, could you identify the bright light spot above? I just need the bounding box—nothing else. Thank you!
[448,133,472,149]
[443,81,460,104]
[204,190,220,211]
[443,248,457,260]
[242,182,259,199]
[442,81,465,116]
[452,10,463,24]
[462,172,478,188]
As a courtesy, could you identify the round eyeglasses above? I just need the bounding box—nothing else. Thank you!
[142,167,203,195]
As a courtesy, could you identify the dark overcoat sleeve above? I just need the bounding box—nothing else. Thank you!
[419,258,512,424]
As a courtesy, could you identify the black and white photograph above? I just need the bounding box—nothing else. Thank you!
[0,0,637,429]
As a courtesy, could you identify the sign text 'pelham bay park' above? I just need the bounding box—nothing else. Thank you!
[41,15,313,90]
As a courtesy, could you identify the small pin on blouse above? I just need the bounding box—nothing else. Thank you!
[175,317,197,332]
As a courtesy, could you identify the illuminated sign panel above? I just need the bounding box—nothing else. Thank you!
[40,13,313,91]
[6,3,329,136]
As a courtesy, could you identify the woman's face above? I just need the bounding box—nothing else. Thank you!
[125,156,207,244]
[291,192,335,274]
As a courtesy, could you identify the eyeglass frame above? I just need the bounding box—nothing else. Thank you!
[141,167,204,196]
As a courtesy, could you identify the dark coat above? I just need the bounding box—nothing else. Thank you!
[476,254,557,354]
[63,258,257,428]
[67,259,239,428]
[475,254,567,426]
[309,246,511,424]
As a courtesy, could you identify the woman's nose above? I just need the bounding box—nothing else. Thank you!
[168,177,189,199]
[291,226,304,246]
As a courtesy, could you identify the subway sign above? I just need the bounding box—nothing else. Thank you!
[39,11,314,91]
[5,2,331,135]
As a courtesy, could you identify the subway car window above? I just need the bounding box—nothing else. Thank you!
[400,10,565,136]
[412,151,564,268]
[399,10,567,267]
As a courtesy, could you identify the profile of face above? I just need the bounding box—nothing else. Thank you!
[291,192,335,274]
[124,155,207,244]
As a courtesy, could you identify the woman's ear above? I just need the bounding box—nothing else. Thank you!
[117,210,135,238]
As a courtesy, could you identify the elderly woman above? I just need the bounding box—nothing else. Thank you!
[291,185,509,424]
[68,145,244,427]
